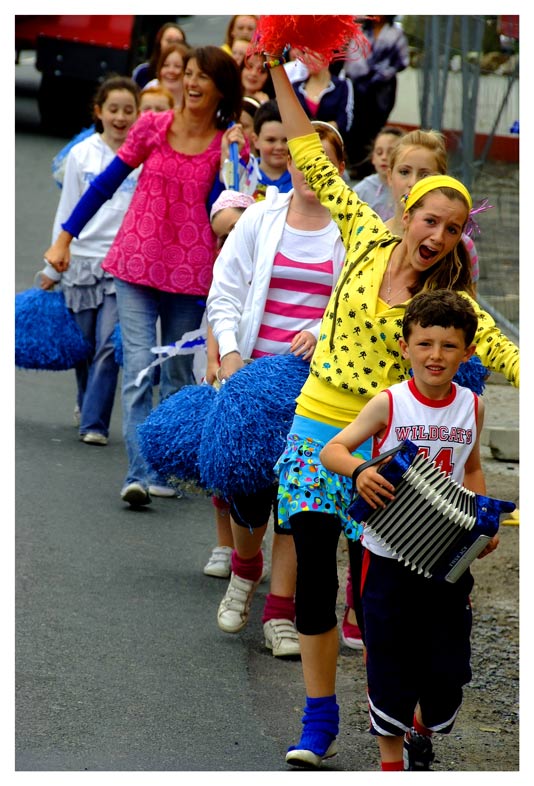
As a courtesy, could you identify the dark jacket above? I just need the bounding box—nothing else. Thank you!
[293,75,354,134]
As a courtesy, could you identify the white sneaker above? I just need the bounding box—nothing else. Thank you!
[264,619,301,658]
[81,432,108,446]
[217,572,259,633]
[204,546,233,578]
[286,739,338,768]
[260,554,269,584]
[148,484,182,498]
[121,482,151,507]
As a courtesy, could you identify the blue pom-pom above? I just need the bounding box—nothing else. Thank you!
[409,355,489,396]
[111,323,123,366]
[15,288,91,370]
[453,355,489,395]
[199,354,310,497]
[137,383,218,486]
[52,126,95,188]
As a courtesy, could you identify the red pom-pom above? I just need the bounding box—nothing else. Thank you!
[250,15,370,67]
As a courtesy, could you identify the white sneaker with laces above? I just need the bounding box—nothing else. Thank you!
[217,572,259,633]
[264,618,301,658]
[204,546,233,578]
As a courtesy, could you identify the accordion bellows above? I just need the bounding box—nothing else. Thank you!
[348,439,515,583]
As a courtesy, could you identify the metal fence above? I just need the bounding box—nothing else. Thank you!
[406,15,519,340]
[469,161,519,340]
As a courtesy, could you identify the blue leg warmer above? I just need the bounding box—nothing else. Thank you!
[288,695,339,756]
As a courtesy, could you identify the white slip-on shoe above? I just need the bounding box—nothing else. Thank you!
[285,739,338,768]
[264,619,301,658]
[217,572,259,633]
[203,546,233,578]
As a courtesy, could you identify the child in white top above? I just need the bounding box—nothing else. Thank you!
[320,290,498,771]
[41,76,141,444]
[342,127,484,650]
[203,189,256,581]
[207,124,347,659]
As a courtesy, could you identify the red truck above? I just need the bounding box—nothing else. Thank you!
[15,15,176,135]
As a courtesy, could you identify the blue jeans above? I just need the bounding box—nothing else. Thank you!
[114,278,205,487]
[72,293,119,437]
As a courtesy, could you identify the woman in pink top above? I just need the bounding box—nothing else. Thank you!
[44,46,244,507]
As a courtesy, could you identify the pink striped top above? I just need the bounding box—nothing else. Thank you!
[251,222,341,357]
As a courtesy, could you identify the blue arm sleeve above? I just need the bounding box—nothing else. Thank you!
[61,156,134,237]
[206,176,224,216]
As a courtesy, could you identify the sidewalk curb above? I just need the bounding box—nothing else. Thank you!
[481,426,519,462]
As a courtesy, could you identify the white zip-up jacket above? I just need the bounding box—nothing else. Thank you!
[207,186,346,359]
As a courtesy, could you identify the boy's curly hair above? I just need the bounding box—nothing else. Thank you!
[402,289,478,346]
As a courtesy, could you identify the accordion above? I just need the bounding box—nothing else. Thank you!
[347,439,515,583]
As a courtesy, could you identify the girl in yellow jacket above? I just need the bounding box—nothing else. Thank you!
[265,56,519,769]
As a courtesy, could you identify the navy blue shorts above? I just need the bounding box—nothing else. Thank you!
[361,548,473,736]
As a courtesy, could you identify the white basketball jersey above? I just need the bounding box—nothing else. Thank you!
[362,377,478,558]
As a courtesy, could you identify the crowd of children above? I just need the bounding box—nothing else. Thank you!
[31,15,519,773]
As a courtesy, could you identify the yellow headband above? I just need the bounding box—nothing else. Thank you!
[403,175,473,213]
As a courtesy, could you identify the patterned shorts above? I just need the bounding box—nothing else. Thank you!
[275,419,371,542]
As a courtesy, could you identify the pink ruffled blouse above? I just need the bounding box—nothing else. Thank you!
[102,109,223,295]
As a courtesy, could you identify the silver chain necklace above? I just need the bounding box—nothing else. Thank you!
[385,260,408,304]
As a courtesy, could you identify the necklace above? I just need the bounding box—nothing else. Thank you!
[384,259,409,304]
